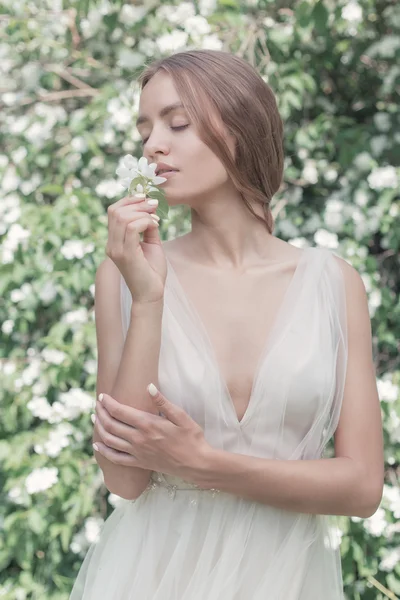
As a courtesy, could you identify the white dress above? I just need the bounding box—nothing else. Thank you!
[70,246,348,600]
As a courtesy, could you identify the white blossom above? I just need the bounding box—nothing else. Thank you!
[185,15,211,40]
[342,1,362,23]
[7,485,25,505]
[39,280,57,304]
[377,376,399,403]
[314,229,339,249]
[199,0,217,16]
[383,484,400,518]
[363,507,387,537]
[2,319,14,335]
[25,467,59,494]
[116,155,166,191]
[35,423,74,457]
[63,307,88,325]
[379,546,400,572]
[302,160,318,184]
[157,2,195,25]
[324,198,345,229]
[60,240,94,260]
[1,224,31,264]
[42,348,66,365]
[368,166,398,190]
[27,396,53,420]
[156,31,189,54]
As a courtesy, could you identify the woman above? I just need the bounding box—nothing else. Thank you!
[70,50,384,599]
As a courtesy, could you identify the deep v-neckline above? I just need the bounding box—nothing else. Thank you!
[164,247,314,427]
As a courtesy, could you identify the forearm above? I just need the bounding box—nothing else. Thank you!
[193,450,379,518]
[94,299,164,499]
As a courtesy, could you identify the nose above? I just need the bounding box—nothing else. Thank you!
[144,130,170,158]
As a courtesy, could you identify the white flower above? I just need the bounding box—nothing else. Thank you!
[85,516,104,543]
[383,484,400,518]
[342,1,362,23]
[60,240,94,260]
[58,387,94,419]
[363,507,387,536]
[377,377,399,403]
[199,0,217,16]
[368,166,398,190]
[156,31,189,54]
[116,155,166,190]
[314,229,339,249]
[302,160,318,184]
[42,348,66,365]
[27,396,53,420]
[39,281,57,304]
[157,2,195,25]
[41,423,74,458]
[2,319,14,335]
[324,198,345,229]
[8,485,25,505]
[25,467,59,494]
[379,546,400,572]
[185,15,211,39]
[63,307,88,325]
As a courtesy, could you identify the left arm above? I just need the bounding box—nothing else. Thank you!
[191,259,384,518]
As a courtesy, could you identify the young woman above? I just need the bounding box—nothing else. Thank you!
[70,49,384,599]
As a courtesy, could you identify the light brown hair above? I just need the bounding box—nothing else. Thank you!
[137,49,284,233]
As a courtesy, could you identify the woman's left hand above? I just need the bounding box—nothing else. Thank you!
[92,384,212,480]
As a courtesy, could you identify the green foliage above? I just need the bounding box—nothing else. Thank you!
[0,0,399,598]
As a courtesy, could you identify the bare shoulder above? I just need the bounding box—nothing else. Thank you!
[328,253,371,336]
[329,252,367,298]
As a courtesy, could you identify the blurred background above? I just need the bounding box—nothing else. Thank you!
[0,0,399,598]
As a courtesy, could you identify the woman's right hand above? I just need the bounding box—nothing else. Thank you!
[106,193,167,304]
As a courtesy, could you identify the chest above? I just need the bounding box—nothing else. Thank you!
[168,264,296,422]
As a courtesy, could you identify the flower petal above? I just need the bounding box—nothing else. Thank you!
[153,175,167,184]
[136,183,144,193]
[116,166,131,178]
[138,156,148,172]
[119,178,131,189]
[123,154,136,169]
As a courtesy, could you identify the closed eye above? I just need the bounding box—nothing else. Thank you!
[141,125,189,146]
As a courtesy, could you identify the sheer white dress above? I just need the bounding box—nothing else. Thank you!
[69,246,348,600]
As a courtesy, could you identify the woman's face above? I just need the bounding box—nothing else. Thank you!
[137,71,236,208]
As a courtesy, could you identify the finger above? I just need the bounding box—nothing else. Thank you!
[108,204,158,255]
[100,393,157,431]
[93,442,139,467]
[95,409,133,454]
[125,214,160,251]
[147,383,188,427]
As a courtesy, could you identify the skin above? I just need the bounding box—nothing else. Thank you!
[93,71,384,517]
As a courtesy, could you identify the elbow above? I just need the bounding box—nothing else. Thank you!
[353,482,384,519]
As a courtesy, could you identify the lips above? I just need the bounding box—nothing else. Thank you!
[155,163,179,175]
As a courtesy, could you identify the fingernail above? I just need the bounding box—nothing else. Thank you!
[148,383,158,397]
[93,443,99,451]
[91,413,96,424]
[134,193,146,199]
[147,199,158,206]
[98,393,103,402]
[151,214,160,221]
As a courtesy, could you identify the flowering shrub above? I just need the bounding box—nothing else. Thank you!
[0,0,399,598]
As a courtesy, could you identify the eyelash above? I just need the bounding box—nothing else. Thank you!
[141,125,189,146]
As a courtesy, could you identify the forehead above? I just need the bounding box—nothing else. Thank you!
[137,72,183,123]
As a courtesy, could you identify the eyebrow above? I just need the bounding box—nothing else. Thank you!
[136,102,185,127]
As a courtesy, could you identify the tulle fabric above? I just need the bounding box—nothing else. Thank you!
[70,246,348,600]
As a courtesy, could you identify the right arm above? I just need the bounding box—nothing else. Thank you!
[93,257,164,500]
